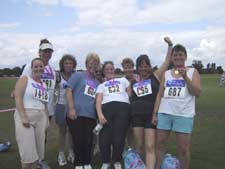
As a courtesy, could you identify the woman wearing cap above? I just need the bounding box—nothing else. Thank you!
[96,61,132,169]
[21,38,55,169]
[152,44,201,169]
[14,58,49,169]
[130,37,173,169]
[66,53,100,169]
[22,38,56,119]
[54,54,77,166]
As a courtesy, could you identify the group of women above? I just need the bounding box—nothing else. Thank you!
[14,37,201,169]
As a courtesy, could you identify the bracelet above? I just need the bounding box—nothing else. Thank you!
[168,43,173,46]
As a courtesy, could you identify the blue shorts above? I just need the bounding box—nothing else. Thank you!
[55,104,67,125]
[157,113,194,134]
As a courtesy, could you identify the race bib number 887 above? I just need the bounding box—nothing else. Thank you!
[164,79,185,98]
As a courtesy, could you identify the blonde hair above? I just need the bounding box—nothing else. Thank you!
[85,53,100,65]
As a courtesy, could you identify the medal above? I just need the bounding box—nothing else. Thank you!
[174,70,179,75]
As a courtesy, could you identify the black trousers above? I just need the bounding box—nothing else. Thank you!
[99,102,130,163]
[67,116,96,166]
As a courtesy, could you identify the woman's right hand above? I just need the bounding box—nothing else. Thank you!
[164,37,172,45]
[21,115,30,128]
[68,108,77,120]
[99,114,107,125]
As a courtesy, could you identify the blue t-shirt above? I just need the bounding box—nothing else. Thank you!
[67,72,99,119]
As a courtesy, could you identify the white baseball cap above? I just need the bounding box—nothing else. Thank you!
[39,43,54,51]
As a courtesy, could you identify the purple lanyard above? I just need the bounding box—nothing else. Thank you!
[136,79,144,87]
[108,79,116,86]
[37,81,45,95]
[86,73,97,88]
[32,79,46,95]
[44,65,54,76]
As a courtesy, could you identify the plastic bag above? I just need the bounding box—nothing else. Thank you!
[123,148,146,169]
[160,153,181,169]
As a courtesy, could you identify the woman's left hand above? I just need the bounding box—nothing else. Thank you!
[99,114,107,125]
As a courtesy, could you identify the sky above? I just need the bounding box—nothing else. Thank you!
[0,0,225,70]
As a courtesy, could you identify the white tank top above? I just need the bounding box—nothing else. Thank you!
[57,74,68,105]
[23,76,48,109]
[22,63,56,91]
[158,68,196,117]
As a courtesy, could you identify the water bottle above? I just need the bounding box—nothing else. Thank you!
[123,148,146,169]
[0,141,11,152]
[160,153,181,169]
[93,123,103,135]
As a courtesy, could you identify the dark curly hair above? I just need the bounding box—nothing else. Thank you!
[59,54,77,72]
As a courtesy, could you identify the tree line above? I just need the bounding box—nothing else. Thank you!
[192,60,224,74]
[0,61,224,77]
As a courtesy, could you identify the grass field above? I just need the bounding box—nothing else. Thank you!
[0,74,225,169]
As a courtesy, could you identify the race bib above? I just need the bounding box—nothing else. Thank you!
[133,79,152,97]
[164,79,185,98]
[42,79,53,89]
[105,80,122,94]
[84,80,97,98]
[41,66,54,89]
[32,83,49,102]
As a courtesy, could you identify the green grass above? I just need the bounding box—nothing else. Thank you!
[0,74,225,169]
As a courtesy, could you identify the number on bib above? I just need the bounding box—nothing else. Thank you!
[84,84,96,98]
[108,85,120,93]
[133,80,152,97]
[42,79,52,89]
[34,89,49,102]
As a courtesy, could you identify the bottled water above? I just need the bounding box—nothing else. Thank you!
[160,154,181,169]
[93,123,103,135]
[0,141,11,152]
[123,148,146,169]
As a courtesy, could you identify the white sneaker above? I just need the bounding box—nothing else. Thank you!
[114,162,122,169]
[101,163,110,169]
[75,166,83,169]
[67,150,75,163]
[83,164,92,169]
[58,152,67,166]
[37,160,51,169]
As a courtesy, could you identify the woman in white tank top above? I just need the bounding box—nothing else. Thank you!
[152,44,201,169]
[14,58,49,169]
[54,54,77,166]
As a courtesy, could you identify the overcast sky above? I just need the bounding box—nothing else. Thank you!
[0,0,225,70]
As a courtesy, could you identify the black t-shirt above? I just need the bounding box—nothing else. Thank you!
[130,74,159,115]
